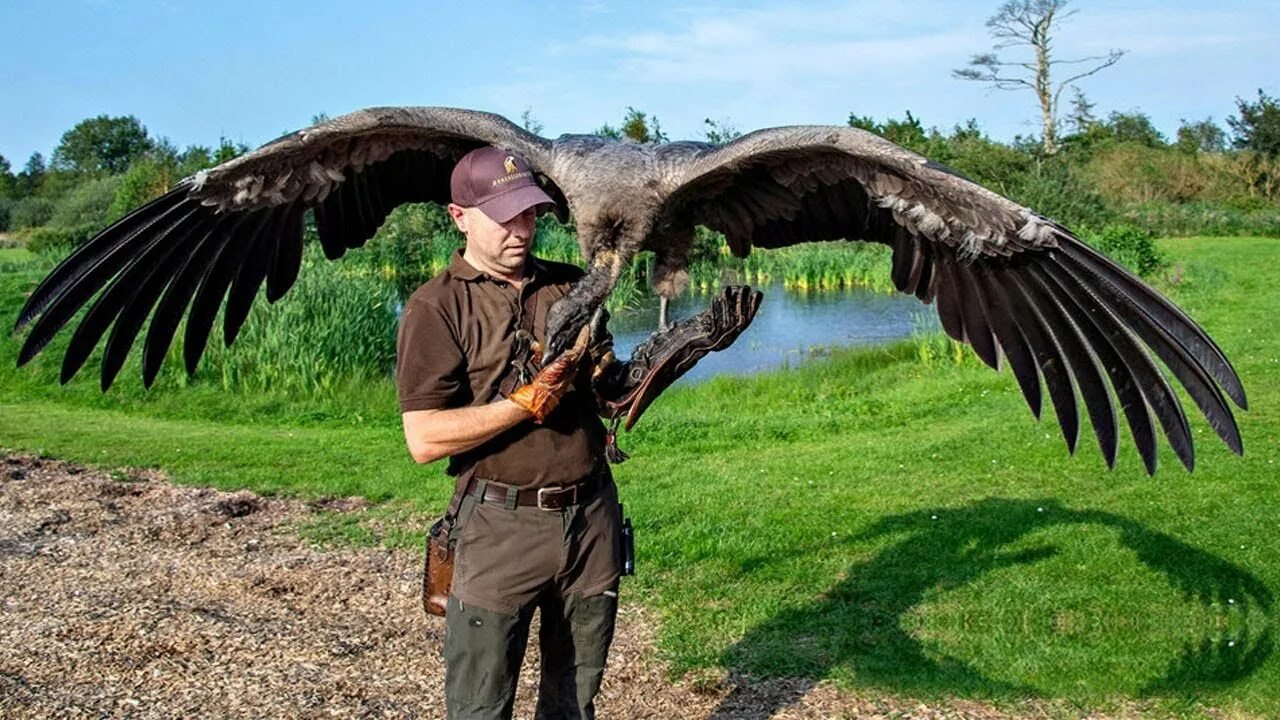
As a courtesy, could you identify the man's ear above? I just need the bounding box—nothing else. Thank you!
[446,203,468,233]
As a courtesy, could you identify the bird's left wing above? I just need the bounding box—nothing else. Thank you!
[14,107,560,390]
[658,126,1245,474]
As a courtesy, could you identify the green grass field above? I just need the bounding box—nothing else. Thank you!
[2,237,1277,716]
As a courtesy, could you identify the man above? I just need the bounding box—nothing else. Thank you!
[397,147,759,719]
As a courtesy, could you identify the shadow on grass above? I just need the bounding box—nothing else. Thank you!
[712,497,1273,719]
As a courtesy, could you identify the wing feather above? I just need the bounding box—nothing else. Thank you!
[1032,262,1165,474]
[224,207,291,348]
[142,212,252,387]
[58,206,209,385]
[970,262,1043,419]
[993,264,1080,453]
[265,203,305,303]
[1015,268,1119,466]
[183,209,273,376]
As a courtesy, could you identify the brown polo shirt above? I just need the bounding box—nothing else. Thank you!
[396,249,608,488]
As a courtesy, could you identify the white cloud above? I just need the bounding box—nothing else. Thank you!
[580,2,982,86]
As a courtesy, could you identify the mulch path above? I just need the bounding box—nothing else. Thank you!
[0,453,1147,719]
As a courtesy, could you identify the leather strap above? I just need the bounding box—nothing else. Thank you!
[466,470,605,510]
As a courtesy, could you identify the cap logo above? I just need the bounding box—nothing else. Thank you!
[503,156,518,174]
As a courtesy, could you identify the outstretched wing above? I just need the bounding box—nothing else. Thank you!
[14,107,560,390]
[660,126,1246,474]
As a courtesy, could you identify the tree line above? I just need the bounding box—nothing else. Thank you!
[3,86,1279,259]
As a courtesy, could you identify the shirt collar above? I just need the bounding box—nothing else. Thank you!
[447,248,544,286]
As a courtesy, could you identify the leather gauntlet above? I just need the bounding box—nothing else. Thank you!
[595,285,762,431]
[508,326,590,423]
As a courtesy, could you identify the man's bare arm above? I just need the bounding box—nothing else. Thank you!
[402,400,531,465]
[403,327,592,465]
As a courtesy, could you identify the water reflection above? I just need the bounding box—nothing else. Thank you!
[608,284,935,384]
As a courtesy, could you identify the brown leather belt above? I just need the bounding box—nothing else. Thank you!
[467,471,606,511]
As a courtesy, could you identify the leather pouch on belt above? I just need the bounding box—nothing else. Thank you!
[422,517,453,617]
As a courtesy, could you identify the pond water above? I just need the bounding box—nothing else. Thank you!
[607,284,938,384]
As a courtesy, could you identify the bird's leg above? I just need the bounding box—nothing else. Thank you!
[544,248,627,364]
[651,233,692,335]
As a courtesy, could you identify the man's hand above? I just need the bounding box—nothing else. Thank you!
[508,326,591,423]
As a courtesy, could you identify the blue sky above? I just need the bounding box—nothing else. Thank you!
[2,0,1276,165]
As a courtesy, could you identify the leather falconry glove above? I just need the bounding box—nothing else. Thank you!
[508,325,591,423]
[596,285,763,433]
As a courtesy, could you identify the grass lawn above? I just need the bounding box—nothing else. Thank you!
[2,237,1277,716]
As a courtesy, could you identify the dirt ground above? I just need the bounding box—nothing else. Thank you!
[1,453,1132,719]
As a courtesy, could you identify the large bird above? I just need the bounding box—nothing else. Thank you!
[13,107,1246,474]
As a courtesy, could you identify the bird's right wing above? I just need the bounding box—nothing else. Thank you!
[14,107,563,390]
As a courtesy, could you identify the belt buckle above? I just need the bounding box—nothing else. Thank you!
[536,485,576,510]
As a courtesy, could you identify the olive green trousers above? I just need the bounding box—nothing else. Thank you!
[443,590,618,720]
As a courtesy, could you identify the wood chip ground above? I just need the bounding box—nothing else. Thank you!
[0,454,1167,718]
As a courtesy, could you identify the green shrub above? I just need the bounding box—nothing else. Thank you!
[0,197,12,232]
[26,223,99,257]
[1006,159,1114,232]
[1117,201,1280,238]
[936,132,1035,196]
[1085,224,1164,277]
[10,197,56,229]
[109,157,172,223]
[49,175,123,230]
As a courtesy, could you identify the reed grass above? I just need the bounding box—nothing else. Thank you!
[684,241,895,294]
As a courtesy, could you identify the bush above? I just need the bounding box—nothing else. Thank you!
[1085,224,1163,277]
[1007,159,1114,232]
[0,197,12,232]
[1086,144,1213,204]
[49,174,123,230]
[1117,201,1280,238]
[26,223,99,257]
[109,156,173,223]
[942,134,1035,195]
[10,197,56,229]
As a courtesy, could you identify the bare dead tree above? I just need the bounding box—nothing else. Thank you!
[953,0,1124,154]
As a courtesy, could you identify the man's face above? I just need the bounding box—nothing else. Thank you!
[450,204,537,277]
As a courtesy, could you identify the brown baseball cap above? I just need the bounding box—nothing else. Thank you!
[450,147,555,223]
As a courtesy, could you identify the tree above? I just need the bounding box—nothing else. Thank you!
[702,117,742,145]
[108,137,247,221]
[595,107,667,143]
[1228,89,1280,158]
[520,108,545,136]
[15,152,46,198]
[1175,118,1226,154]
[619,107,666,143]
[51,115,153,175]
[953,0,1124,155]
[1064,87,1097,134]
[848,111,931,154]
[0,154,14,199]
[1105,110,1165,147]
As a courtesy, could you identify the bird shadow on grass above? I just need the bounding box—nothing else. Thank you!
[710,497,1273,719]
